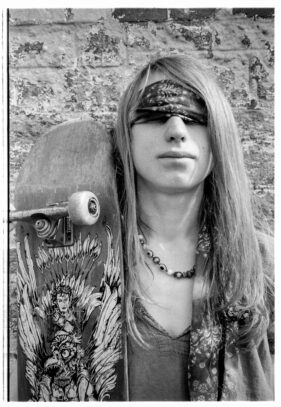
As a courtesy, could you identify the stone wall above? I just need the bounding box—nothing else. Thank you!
[8,8,274,400]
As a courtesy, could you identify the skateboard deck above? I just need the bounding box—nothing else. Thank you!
[12,119,127,401]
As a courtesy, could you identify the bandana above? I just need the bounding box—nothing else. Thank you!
[130,79,207,126]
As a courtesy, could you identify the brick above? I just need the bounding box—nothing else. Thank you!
[9,25,77,68]
[232,8,274,18]
[9,8,109,25]
[9,9,68,25]
[112,8,168,23]
[170,8,218,25]
[80,26,125,67]
[63,8,109,22]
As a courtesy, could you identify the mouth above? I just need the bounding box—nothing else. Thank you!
[158,151,196,159]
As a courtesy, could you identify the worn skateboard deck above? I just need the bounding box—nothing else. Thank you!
[12,120,127,401]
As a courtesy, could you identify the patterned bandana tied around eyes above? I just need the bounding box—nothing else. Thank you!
[130,79,208,126]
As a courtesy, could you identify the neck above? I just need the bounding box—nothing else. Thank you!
[137,182,204,243]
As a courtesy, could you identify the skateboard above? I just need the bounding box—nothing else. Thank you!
[10,119,127,401]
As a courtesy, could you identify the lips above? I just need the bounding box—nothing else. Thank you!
[158,151,196,159]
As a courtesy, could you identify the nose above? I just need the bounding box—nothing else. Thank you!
[164,116,187,143]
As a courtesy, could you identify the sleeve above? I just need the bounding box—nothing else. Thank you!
[257,231,274,355]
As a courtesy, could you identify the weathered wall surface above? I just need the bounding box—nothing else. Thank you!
[8,7,274,399]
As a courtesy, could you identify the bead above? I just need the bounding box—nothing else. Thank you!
[146,249,153,258]
[159,263,167,272]
[138,233,196,279]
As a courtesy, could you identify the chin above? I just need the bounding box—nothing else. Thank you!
[157,183,198,195]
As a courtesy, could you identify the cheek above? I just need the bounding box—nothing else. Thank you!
[131,137,141,166]
[132,143,149,175]
[131,136,144,175]
[201,143,213,162]
[203,143,214,176]
[131,129,153,163]
[198,128,212,153]
[196,130,213,172]
[206,151,214,174]
[130,128,141,156]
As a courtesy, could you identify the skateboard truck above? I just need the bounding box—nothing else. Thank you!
[9,191,100,247]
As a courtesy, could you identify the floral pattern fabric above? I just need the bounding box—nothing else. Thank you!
[188,283,274,401]
[187,229,274,401]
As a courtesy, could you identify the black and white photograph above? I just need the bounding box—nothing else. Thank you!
[3,4,276,403]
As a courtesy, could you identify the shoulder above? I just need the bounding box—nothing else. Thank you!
[256,230,274,353]
[256,230,274,279]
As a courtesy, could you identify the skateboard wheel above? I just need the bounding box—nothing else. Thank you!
[68,191,100,226]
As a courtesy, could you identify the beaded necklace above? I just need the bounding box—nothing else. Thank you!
[138,234,195,279]
[138,228,210,280]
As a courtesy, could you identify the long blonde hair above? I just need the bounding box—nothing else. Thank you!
[113,55,273,346]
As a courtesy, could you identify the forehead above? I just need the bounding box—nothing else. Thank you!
[57,293,69,298]
[139,71,168,90]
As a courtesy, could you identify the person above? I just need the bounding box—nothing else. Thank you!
[113,54,274,401]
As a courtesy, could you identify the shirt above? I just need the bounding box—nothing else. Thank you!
[128,300,191,401]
